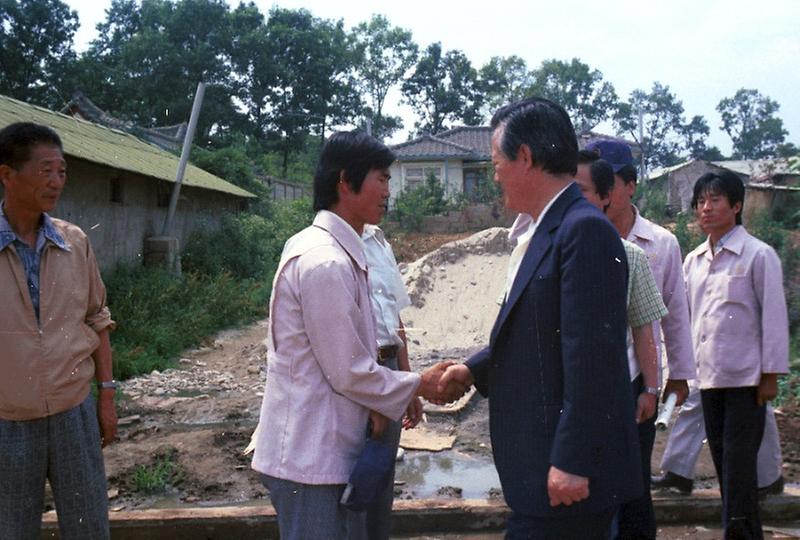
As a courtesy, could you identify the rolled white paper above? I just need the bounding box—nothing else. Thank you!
[655,393,678,431]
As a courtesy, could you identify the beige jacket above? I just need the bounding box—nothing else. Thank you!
[0,218,114,421]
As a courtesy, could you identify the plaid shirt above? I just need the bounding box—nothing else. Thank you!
[624,239,668,328]
[0,204,69,323]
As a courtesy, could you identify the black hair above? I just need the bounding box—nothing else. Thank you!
[0,122,63,169]
[577,148,600,164]
[691,170,745,225]
[589,159,615,201]
[617,164,637,185]
[490,97,578,176]
[313,131,395,212]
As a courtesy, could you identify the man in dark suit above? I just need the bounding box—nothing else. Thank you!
[439,98,642,538]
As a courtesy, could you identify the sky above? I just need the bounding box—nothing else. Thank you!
[63,0,800,155]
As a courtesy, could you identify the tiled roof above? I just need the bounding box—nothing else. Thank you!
[392,126,492,160]
[648,158,798,182]
[0,95,254,198]
[435,126,492,157]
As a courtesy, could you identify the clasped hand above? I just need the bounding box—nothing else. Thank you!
[417,361,473,405]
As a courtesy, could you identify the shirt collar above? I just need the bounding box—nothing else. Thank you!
[627,206,656,244]
[508,182,573,245]
[361,223,386,246]
[697,225,745,258]
[0,203,69,252]
[508,213,533,243]
[314,210,368,271]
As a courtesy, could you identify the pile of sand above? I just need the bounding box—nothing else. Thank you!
[400,227,512,353]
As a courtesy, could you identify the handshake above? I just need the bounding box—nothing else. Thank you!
[416,361,474,405]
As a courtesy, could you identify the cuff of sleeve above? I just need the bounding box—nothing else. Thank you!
[87,307,116,333]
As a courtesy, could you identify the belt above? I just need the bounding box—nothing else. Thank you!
[377,345,399,364]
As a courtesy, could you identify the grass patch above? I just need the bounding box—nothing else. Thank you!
[105,202,313,380]
[132,452,183,494]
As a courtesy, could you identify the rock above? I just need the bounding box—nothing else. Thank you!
[117,415,141,426]
[107,488,119,499]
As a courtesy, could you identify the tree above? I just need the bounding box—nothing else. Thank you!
[681,115,710,158]
[717,88,788,159]
[351,15,417,140]
[76,0,242,142]
[478,55,532,113]
[614,82,686,169]
[528,58,618,133]
[402,43,483,134]
[257,7,362,176]
[0,0,79,107]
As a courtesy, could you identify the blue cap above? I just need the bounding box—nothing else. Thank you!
[585,139,634,173]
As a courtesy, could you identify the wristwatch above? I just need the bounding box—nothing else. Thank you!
[97,380,118,390]
[644,386,660,396]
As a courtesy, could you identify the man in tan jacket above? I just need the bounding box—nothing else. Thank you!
[0,122,117,539]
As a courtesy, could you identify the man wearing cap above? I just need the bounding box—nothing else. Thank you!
[584,139,696,540]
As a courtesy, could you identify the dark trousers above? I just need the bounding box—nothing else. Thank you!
[613,375,656,540]
[506,506,615,539]
[701,387,765,540]
[363,354,402,540]
[0,394,109,540]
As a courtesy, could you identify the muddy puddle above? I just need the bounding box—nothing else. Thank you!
[396,450,501,499]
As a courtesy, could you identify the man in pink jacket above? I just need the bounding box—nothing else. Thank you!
[251,131,449,539]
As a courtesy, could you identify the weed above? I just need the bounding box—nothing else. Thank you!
[132,454,183,494]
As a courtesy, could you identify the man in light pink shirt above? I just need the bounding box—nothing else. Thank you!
[251,131,448,539]
[584,139,696,540]
[684,170,789,539]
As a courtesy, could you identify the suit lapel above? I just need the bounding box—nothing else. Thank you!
[490,183,581,343]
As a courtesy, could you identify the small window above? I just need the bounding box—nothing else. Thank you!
[157,182,172,208]
[404,166,440,191]
[110,177,123,203]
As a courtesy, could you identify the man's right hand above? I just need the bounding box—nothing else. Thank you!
[547,466,589,507]
[635,392,657,424]
[417,361,471,404]
[97,391,118,447]
[663,379,689,406]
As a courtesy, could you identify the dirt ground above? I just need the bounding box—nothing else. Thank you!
[92,230,800,516]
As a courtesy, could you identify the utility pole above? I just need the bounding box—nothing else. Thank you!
[162,82,206,236]
[637,106,647,180]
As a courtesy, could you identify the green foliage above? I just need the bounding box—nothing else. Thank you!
[105,265,267,379]
[78,0,241,138]
[614,82,688,169]
[183,202,313,282]
[452,171,502,209]
[0,0,79,108]
[748,212,800,366]
[132,451,183,494]
[107,202,313,380]
[402,42,483,134]
[673,212,703,257]
[191,144,271,208]
[352,15,418,141]
[478,55,533,115]
[392,172,450,231]
[634,176,668,224]
[258,139,320,185]
[527,58,618,133]
[717,89,788,159]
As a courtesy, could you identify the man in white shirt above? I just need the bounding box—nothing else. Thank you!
[360,224,422,539]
